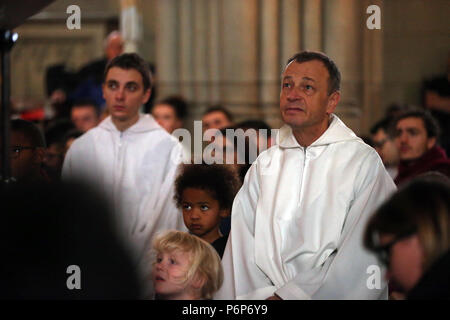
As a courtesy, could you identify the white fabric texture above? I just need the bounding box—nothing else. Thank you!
[214,114,396,300]
[62,114,187,265]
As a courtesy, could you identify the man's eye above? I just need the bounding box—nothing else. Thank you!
[282,83,291,88]
[126,84,138,91]
[108,82,118,89]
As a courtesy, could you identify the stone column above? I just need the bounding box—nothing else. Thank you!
[221,0,259,121]
[179,0,194,102]
[260,0,282,128]
[280,0,301,67]
[120,0,143,54]
[207,0,222,106]
[192,0,209,110]
[361,0,384,134]
[302,0,323,51]
[323,0,362,133]
[155,0,179,97]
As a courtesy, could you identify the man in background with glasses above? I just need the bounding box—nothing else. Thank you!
[7,119,48,183]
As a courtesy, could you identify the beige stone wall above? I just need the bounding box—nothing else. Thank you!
[8,0,449,136]
[382,0,450,114]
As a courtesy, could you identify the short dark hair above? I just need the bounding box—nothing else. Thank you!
[203,105,233,123]
[156,95,189,120]
[235,120,273,137]
[174,163,241,211]
[71,99,100,117]
[395,109,441,140]
[11,119,46,148]
[103,53,152,91]
[286,51,341,95]
[370,117,396,139]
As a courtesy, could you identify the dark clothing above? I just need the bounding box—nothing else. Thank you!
[212,235,228,259]
[394,146,450,186]
[407,249,450,299]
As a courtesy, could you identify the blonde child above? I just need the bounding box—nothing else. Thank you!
[151,230,223,300]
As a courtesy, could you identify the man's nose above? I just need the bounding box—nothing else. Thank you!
[287,86,302,101]
[115,87,125,101]
[190,209,201,220]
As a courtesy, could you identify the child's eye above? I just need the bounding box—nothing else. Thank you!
[200,205,209,211]
[156,257,162,263]
[170,258,176,265]
[182,204,192,210]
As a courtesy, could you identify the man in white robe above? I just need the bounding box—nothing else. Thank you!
[63,53,186,272]
[215,51,396,300]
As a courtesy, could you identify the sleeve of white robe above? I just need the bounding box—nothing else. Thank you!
[215,162,277,300]
[275,152,396,300]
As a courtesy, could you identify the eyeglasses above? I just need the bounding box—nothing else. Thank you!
[372,231,415,267]
[10,146,36,159]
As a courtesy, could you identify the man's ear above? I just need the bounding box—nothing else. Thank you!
[326,91,340,115]
[427,136,437,150]
[142,88,152,104]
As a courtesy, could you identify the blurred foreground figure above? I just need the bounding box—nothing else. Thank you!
[364,174,450,299]
[0,181,142,299]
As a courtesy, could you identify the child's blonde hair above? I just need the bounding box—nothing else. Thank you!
[152,230,224,299]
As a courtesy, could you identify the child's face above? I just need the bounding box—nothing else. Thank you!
[152,249,193,299]
[181,188,228,243]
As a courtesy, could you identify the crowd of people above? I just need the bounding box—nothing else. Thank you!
[2,35,450,300]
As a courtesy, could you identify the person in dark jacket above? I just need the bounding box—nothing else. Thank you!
[394,109,450,186]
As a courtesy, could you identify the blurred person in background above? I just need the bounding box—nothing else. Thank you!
[394,109,450,186]
[151,95,188,134]
[70,99,100,133]
[364,174,450,299]
[370,117,400,179]
[202,105,233,132]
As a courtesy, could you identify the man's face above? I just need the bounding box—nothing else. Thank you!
[280,60,339,132]
[10,132,42,181]
[395,117,436,162]
[372,129,399,166]
[202,111,231,131]
[152,103,182,134]
[103,67,151,125]
[71,105,99,133]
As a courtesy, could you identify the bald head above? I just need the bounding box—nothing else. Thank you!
[105,31,124,61]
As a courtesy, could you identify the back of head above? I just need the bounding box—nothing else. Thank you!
[103,53,152,91]
[152,230,223,299]
[286,51,341,95]
[0,180,142,299]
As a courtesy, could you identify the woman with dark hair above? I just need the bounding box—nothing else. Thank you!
[364,173,450,299]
